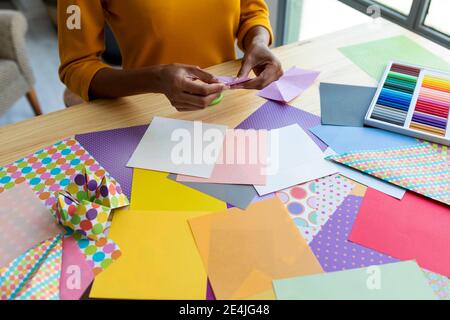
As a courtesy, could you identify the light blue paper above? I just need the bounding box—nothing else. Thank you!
[309,125,420,154]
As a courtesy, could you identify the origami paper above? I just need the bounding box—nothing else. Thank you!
[255,124,337,196]
[177,129,268,185]
[216,76,250,86]
[309,125,420,154]
[257,67,320,103]
[423,269,450,300]
[349,188,450,277]
[319,83,377,127]
[168,173,257,210]
[310,195,398,272]
[15,236,62,300]
[275,174,354,243]
[339,36,450,80]
[324,148,406,199]
[327,142,450,205]
[131,169,226,211]
[274,261,437,300]
[59,236,94,300]
[189,198,323,300]
[90,209,208,300]
[76,125,148,198]
[0,139,129,275]
[236,101,327,151]
[127,117,228,178]
[0,183,62,268]
[0,234,62,300]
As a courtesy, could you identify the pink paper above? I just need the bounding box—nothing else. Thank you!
[177,129,267,185]
[349,188,450,277]
[216,76,251,86]
[257,67,320,103]
[59,237,94,300]
[0,183,62,268]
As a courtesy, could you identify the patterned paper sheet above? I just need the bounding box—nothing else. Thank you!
[0,139,127,275]
[276,174,354,243]
[327,142,450,205]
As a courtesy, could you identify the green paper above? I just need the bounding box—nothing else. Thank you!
[273,261,438,300]
[339,36,450,80]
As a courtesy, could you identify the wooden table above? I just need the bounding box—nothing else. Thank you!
[1,18,449,166]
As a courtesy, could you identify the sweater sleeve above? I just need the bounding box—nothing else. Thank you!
[58,0,111,101]
[237,0,274,51]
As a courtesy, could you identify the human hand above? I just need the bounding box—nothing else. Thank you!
[159,64,227,111]
[233,43,283,90]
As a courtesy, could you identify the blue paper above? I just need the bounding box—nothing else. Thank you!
[309,125,420,154]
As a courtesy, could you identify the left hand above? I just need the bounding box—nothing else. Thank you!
[233,43,283,90]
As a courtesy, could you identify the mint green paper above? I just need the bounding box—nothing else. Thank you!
[339,36,450,80]
[273,261,437,300]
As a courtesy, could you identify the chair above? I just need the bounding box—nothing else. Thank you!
[0,10,42,116]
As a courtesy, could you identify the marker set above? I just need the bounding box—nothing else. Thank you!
[365,61,450,146]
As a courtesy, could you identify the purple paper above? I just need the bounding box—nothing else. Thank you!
[216,76,250,86]
[257,67,320,103]
[310,195,397,272]
[237,101,327,151]
[206,280,216,300]
[76,125,148,198]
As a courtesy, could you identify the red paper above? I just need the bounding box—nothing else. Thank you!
[349,188,450,277]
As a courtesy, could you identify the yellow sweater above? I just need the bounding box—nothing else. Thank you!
[58,0,273,101]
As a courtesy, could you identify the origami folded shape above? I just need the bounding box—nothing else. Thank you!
[55,167,129,241]
[216,76,250,86]
[257,67,320,103]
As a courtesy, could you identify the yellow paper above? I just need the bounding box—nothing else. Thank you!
[131,169,227,211]
[189,198,323,300]
[90,209,209,300]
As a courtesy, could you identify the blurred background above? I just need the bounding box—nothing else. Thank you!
[0,0,448,126]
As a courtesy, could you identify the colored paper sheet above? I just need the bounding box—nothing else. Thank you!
[339,36,450,80]
[324,148,406,199]
[15,236,62,300]
[127,117,227,178]
[258,67,320,103]
[274,261,437,300]
[168,174,257,210]
[310,195,398,272]
[0,183,62,268]
[177,129,268,185]
[254,124,337,195]
[309,125,420,154]
[423,269,450,300]
[328,142,450,205]
[76,125,148,198]
[275,174,354,243]
[59,236,94,300]
[0,234,61,300]
[349,188,450,277]
[189,198,323,300]
[320,83,377,127]
[0,139,125,275]
[131,169,226,211]
[90,209,208,300]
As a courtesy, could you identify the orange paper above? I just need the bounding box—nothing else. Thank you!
[189,198,323,300]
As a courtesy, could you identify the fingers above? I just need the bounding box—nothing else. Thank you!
[182,77,226,96]
[188,66,218,84]
[237,59,253,79]
[238,64,283,90]
[170,92,222,111]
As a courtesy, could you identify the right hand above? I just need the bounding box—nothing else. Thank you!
[159,64,227,112]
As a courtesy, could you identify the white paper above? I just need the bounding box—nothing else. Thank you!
[127,117,227,178]
[324,148,406,199]
[255,125,337,195]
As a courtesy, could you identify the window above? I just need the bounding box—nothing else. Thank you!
[373,0,413,15]
[424,0,450,36]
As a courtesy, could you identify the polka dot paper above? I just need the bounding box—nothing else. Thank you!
[423,269,450,300]
[309,195,398,272]
[0,234,61,300]
[0,139,129,276]
[276,174,354,243]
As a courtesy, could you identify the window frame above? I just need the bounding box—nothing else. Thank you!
[336,0,450,49]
